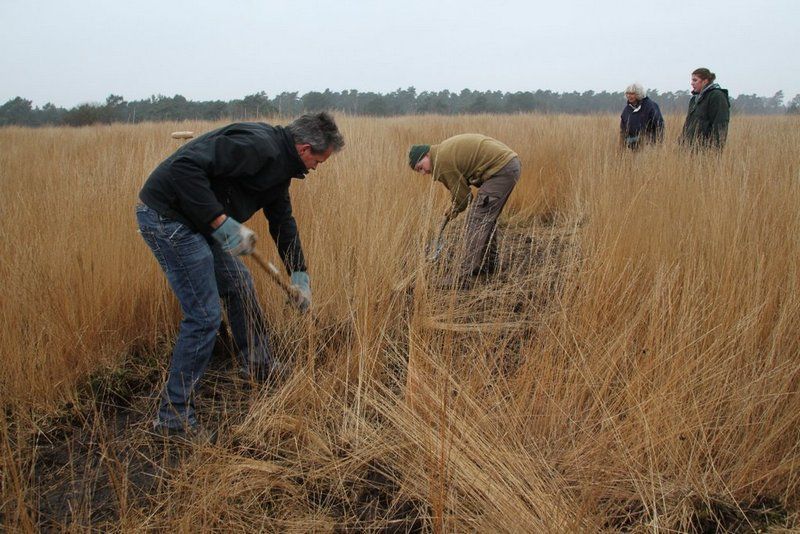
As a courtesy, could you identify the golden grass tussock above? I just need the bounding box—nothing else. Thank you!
[1,113,799,531]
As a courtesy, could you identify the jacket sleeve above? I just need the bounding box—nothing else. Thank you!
[657,112,665,142]
[619,112,626,144]
[262,183,307,274]
[649,104,665,142]
[166,133,272,230]
[706,92,730,148]
[436,171,472,216]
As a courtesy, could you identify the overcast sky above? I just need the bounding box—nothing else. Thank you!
[2,0,798,108]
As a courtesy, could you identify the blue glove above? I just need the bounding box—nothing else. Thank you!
[290,271,311,312]
[211,217,256,255]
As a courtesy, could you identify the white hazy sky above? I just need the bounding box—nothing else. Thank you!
[2,0,798,108]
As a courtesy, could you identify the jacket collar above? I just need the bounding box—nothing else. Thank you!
[627,96,650,113]
[428,144,442,179]
[280,127,309,179]
[694,82,720,102]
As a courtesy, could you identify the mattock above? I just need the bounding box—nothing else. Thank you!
[247,251,319,374]
[393,213,451,292]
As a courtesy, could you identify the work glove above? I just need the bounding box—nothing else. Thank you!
[290,271,312,313]
[211,217,256,256]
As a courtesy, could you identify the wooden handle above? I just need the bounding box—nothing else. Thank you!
[394,214,452,291]
[433,214,450,244]
[250,251,301,300]
[426,214,450,261]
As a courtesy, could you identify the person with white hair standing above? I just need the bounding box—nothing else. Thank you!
[620,83,664,150]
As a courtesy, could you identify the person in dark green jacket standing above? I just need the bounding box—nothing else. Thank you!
[681,68,730,150]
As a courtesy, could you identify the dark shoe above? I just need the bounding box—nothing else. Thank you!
[150,423,215,446]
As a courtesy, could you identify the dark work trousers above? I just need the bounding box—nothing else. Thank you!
[461,157,521,277]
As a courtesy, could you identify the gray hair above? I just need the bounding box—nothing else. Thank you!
[286,112,345,154]
[624,83,646,100]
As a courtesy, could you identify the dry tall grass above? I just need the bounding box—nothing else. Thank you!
[1,114,799,531]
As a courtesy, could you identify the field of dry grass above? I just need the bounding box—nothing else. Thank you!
[1,113,799,531]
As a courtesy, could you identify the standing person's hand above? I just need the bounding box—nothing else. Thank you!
[211,217,256,255]
[290,271,312,312]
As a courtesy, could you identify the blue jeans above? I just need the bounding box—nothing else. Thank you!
[136,204,272,430]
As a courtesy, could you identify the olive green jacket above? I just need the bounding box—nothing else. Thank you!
[681,83,730,149]
[429,134,517,215]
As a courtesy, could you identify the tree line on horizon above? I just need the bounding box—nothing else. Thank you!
[1,87,798,127]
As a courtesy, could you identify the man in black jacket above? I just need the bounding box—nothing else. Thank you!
[681,68,730,150]
[136,112,344,439]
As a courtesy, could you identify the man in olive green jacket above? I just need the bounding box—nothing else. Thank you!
[409,134,521,287]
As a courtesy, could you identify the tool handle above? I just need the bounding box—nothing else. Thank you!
[425,214,450,262]
[434,214,449,241]
[250,251,301,300]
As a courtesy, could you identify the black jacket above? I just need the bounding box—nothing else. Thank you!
[681,84,730,149]
[139,122,308,272]
[620,96,664,149]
